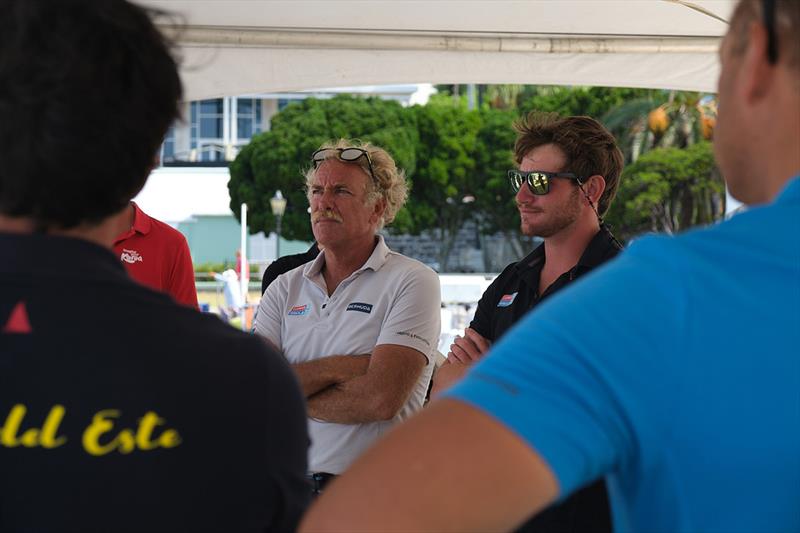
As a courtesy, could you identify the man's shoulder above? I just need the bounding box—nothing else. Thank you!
[146,216,188,244]
[484,258,527,293]
[383,251,438,278]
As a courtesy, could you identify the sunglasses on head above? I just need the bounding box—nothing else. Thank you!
[508,170,583,195]
[312,147,377,184]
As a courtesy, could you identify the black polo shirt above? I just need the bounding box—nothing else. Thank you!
[471,228,622,342]
[469,228,621,533]
[261,242,320,294]
[0,233,310,533]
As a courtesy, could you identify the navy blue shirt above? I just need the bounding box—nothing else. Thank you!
[469,228,621,533]
[0,233,310,532]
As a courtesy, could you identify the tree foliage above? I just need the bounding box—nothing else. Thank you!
[229,95,418,241]
[230,86,724,267]
[409,96,483,269]
[605,141,725,241]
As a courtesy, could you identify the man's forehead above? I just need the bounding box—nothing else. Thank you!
[312,161,368,187]
[521,144,567,168]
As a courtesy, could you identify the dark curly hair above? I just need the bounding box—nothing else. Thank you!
[513,113,624,216]
[0,0,182,229]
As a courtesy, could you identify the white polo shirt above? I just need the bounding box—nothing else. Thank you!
[255,235,441,474]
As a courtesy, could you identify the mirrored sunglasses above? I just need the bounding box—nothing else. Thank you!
[508,170,581,195]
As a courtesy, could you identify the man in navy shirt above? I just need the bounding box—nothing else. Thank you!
[0,1,309,531]
[302,0,800,531]
[431,114,623,532]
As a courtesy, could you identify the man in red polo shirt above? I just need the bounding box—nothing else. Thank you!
[113,201,198,308]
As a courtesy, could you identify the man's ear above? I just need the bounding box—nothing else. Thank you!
[584,175,606,205]
[741,21,776,105]
[372,196,387,223]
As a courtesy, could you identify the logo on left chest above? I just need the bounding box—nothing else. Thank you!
[120,249,142,264]
[346,302,373,314]
[497,292,518,307]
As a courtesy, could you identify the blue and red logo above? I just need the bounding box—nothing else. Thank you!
[288,304,310,316]
[497,292,518,308]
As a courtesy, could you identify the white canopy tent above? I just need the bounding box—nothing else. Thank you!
[138,0,736,100]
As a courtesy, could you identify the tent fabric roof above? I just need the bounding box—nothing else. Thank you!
[137,0,736,100]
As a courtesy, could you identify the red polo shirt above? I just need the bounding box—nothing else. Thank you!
[113,202,198,308]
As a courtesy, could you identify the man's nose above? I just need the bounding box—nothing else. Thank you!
[314,188,335,210]
[516,183,535,203]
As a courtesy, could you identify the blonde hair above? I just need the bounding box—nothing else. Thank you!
[304,139,409,229]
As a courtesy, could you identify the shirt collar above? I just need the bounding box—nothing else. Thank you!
[514,228,621,275]
[303,234,390,280]
[113,202,151,245]
[130,202,152,235]
[0,232,126,281]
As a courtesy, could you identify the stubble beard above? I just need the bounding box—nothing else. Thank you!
[520,186,582,238]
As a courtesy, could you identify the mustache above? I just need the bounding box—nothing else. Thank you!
[516,202,543,212]
[311,209,343,223]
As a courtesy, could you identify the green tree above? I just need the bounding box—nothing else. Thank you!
[228,95,418,241]
[518,86,655,119]
[602,90,716,163]
[471,107,532,269]
[410,96,483,270]
[606,141,725,241]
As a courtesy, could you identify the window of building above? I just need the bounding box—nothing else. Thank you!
[161,126,176,162]
[191,98,224,162]
[237,98,263,140]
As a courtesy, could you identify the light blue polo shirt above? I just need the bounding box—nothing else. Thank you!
[448,177,800,532]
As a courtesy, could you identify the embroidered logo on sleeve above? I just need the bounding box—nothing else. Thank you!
[288,304,310,316]
[497,292,518,308]
[120,249,143,264]
[346,302,373,314]
[395,331,430,347]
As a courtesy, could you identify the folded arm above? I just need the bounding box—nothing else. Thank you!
[307,343,427,424]
[291,355,370,398]
[430,327,491,398]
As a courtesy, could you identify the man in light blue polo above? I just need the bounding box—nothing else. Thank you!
[301,0,800,531]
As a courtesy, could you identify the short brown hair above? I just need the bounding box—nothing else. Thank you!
[513,113,624,216]
[729,0,800,72]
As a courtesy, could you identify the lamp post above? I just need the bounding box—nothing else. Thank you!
[270,190,287,260]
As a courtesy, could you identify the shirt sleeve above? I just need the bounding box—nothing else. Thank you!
[375,266,441,363]
[469,269,506,341]
[254,276,286,348]
[167,233,199,309]
[446,240,683,498]
[228,334,310,531]
[256,337,311,530]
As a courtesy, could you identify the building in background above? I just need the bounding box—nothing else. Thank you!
[135,85,433,268]
[161,85,429,164]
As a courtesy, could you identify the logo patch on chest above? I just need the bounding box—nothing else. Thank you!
[497,292,518,308]
[288,304,310,316]
[120,249,142,264]
[346,302,373,314]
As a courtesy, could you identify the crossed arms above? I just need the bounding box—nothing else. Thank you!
[293,344,427,424]
[430,327,491,398]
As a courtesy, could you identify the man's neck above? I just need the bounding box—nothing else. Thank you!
[322,235,378,295]
[540,215,600,284]
[0,208,131,250]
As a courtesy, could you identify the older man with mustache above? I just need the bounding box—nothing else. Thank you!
[254,139,441,498]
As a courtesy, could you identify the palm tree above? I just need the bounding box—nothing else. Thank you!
[602,90,716,163]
